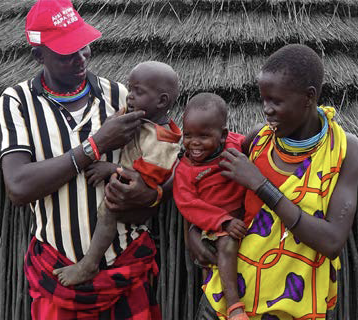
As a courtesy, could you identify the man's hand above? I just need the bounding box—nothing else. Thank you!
[104,167,157,212]
[84,161,118,187]
[222,218,247,240]
[92,110,145,154]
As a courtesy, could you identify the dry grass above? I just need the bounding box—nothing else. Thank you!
[3,9,358,60]
[1,50,357,102]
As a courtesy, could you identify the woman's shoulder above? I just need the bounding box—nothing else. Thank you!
[242,123,266,156]
[344,132,358,168]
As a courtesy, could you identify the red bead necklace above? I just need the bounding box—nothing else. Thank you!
[41,75,87,97]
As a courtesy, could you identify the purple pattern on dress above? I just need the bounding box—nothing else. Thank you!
[213,291,224,302]
[204,269,213,285]
[266,272,304,307]
[314,210,324,219]
[237,273,246,298]
[317,171,323,180]
[330,262,337,283]
[294,157,311,179]
[212,273,246,303]
[262,314,280,320]
[247,209,274,237]
[294,235,301,244]
[252,135,260,148]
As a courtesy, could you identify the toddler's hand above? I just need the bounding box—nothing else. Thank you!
[224,218,247,240]
[85,161,119,187]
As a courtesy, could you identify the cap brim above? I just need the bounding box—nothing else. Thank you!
[46,23,102,55]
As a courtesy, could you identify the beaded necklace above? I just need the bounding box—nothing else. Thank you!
[41,75,90,103]
[273,107,328,163]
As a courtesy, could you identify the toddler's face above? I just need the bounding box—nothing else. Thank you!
[126,70,160,119]
[183,108,225,163]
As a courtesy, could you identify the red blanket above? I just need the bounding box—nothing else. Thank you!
[25,232,161,319]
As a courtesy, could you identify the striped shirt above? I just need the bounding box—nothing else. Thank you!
[0,71,147,266]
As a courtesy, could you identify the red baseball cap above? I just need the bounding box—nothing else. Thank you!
[25,0,102,55]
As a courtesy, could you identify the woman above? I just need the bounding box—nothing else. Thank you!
[189,44,358,319]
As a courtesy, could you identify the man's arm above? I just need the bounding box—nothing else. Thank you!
[2,111,145,205]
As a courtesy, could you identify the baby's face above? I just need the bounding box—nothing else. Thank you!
[183,109,224,163]
[126,69,160,119]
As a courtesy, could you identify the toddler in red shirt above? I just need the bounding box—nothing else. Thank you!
[173,93,249,319]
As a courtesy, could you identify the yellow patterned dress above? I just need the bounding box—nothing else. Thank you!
[203,107,346,319]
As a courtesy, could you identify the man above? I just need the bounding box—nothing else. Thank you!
[0,0,161,318]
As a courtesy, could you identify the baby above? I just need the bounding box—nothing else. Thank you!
[173,93,250,320]
[54,61,181,286]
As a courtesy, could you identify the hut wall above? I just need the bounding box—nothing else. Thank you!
[1,0,358,319]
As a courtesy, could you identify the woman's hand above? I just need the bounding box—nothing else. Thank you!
[187,226,217,267]
[219,148,266,192]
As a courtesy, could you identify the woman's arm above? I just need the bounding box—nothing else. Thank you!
[219,133,358,260]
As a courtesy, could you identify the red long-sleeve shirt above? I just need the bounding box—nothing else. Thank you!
[173,132,247,231]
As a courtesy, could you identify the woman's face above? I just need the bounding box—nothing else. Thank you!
[258,71,310,139]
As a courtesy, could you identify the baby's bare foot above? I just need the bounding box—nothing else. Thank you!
[53,258,98,286]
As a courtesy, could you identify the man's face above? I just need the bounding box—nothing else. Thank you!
[40,46,91,90]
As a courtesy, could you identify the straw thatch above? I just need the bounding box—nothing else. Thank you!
[1,0,358,319]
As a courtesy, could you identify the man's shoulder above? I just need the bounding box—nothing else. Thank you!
[1,78,34,104]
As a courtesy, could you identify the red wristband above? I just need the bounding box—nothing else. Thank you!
[88,136,101,161]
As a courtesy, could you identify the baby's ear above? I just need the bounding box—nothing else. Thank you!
[221,127,228,143]
[157,93,169,109]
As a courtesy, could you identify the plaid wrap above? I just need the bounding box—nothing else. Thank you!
[25,232,161,319]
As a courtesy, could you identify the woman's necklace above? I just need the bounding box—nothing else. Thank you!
[41,75,91,103]
[273,107,328,163]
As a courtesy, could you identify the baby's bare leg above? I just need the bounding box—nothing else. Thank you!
[216,236,244,317]
[53,201,117,286]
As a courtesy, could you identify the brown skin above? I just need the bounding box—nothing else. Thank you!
[188,70,358,273]
[53,61,179,286]
[2,47,160,286]
[3,46,153,208]
[182,104,247,316]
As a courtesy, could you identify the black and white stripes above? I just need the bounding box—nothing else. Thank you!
[0,71,147,265]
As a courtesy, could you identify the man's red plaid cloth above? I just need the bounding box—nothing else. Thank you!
[24,231,161,319]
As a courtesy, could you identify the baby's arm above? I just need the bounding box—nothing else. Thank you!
[85,161,119,186]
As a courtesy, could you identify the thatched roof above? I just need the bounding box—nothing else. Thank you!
[1,2,358,320]
[1,0,358,134]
